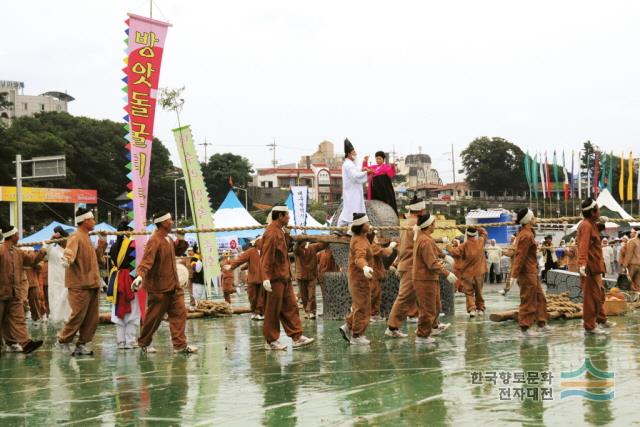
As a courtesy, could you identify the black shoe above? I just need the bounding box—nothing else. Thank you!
[22,340,43,354]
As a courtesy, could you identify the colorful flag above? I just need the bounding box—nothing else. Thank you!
[608,150,613,193]
[593,151,600,197]
[173,125,220,296]
[599,152,606,190]
[123,13,171,319]
[619,152,625,201]
[553,151,559,200]
[563,151,569,200]
[545,152,551,199]
[539,154,546,199]
[570,150,575,198]
[532,154,539,199]
[627,151,633,201]
[524,153,531,196]
[637,154,640,201]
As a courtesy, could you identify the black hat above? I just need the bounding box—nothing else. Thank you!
[53,225,69,237]
[544,235,552,240]
[117,221,132,232]
[344,138,355,158]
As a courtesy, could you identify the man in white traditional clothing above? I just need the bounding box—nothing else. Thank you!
[338,138,369,227]
[46,226,72,324]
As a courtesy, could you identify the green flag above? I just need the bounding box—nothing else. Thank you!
[524,152,531,195]
[607,150,613,192]
[532,154,539,199]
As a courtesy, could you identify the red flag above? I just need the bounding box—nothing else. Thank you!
[229,175,234,187]
[545,152,551,199]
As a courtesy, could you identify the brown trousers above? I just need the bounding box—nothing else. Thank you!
[0,299,31,347]
[463,274,485,312]
[247,282,266,315]
[414,280,440,338]
[223,291,233,304]
[28,287,43,321]
[628,265,640,292]
[138,288,187,349]
[518,273,548,328]
[388,271,419,329]
[582,275,607,331]
[346,278,371,337]
[263,280,303,343]
[298,279,317,314]
[370,278,381,316]
[58,288,100,345]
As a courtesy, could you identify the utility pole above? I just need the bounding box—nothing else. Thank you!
[267,138,277,167]
[451,144,456,183]
[199,138,212,163]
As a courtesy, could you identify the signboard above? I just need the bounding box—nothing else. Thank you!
[290,186,308,230]
[31,156,66,179]
[217,235,240,252]
[317,169,330,185]
[0,186,97,204]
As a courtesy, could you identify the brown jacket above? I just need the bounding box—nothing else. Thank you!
[260,222,291,282]
[229,245,263,284]
[565,246,578,272]
[623,238,640,267]
[576,218,605,274]
[413,232,449,282]
[25,264,42,289]
[63,230,107,289]
[371,243,393,280]
[348,233,373,284]
[317,249,339,280]
[138,230,182,293]
[446,229,488,278]
[394,216,418,272]
[294,242,327,280]
[511,228,538,277]
[0,243,46,300]
[220,259,235,292]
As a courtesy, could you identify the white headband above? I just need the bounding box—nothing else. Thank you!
[2,227,18,238]
[406,201,426,212]
[466,229,478,237]
[352,215,369,226]
[413,215,435,240]
[153,213,172,224]
[582,200,597,211]
[75,211,94,225]
[267,206,289,224]
[519,209,534,225]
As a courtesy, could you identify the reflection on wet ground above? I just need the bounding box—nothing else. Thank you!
[1,284,639,426]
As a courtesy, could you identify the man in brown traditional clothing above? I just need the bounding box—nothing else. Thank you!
[369,232,396,321]
[261,206,314,350]
[226,237,266,320]
[0,224,46,354]
[294,240,328,319]
[56,208,107,356]
[134,212,197,353]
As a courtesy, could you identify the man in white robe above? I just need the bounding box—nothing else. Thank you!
[338,138,369,227]
[46,226,72,324]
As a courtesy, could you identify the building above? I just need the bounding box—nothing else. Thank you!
[298,141,343,169]
[0,80,74,121]
[252,163,342,203]
[396,153,442,188]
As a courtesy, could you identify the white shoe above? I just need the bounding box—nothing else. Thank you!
[431,323,451,336]
[292,335,315,348]
[255,314,264,321]
[308,313,316,320]
[141,346,158,354]
[57,342,72,354]
[520,329,542,338]
[73,344,93,356]
[174,345,198,354]
[585,327,609,335]
[370,315,384,322]
[407,317,418,324]
[538,325,554,334]
[125,342,137,349]
[250,314,257,320]
[477,310,485,316]
[468,310,476,318]
[117,342,126,350]
[599,321,617,328]
[384,328,408,338]
[339,324,352,342]
[349,335,370,346]
[415,336,436,344]
[5,344,23,353]
[265,340,287,351]
[498,290,507,296]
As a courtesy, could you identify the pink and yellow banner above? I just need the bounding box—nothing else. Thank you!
[123,13,171,317]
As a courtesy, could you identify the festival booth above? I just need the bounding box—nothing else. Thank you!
[19,221,75,248]
[465,208,516,244]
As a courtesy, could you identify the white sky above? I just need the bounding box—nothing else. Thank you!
[4,1,640,182]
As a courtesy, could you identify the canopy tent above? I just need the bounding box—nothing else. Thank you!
[19,221,75,246]
[285,194,328,235]
[567,189,637,234]
[213,190,263,239]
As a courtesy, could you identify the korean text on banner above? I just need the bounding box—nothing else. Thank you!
[123,14,171,317]
[290,186,308,234]
[173,125,220,296]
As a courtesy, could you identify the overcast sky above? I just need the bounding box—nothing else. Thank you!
[4,1,640,182]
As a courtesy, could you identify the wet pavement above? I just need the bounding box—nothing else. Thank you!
[1,284,639,426]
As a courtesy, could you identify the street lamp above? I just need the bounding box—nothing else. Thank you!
[174,177,185,223]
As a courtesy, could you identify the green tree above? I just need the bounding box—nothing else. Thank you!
[0,112,177,229]
[460,136,527,196]
[202,153,254,209]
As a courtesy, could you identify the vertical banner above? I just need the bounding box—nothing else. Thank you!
[173,125,220,297]
[123,13,171,317]
[290,186,309,234]
[619,153,625,201]
[627,151,633,201]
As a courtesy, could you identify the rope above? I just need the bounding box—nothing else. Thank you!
[14,215,639,248]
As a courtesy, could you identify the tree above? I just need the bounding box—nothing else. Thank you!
[0,112,177,229]
[202,153,254,209]
[0,91,12,122]
[460,137,527,196]
[392,174,407,184]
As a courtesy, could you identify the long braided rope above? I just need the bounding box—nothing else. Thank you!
[15,215,639,248]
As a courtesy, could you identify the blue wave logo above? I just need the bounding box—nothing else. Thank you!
[560,358,615,401]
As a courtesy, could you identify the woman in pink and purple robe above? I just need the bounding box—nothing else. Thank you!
[362,151,398,214]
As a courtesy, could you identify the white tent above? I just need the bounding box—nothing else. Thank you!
[569,189,638,232]
[213,190,263,238]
